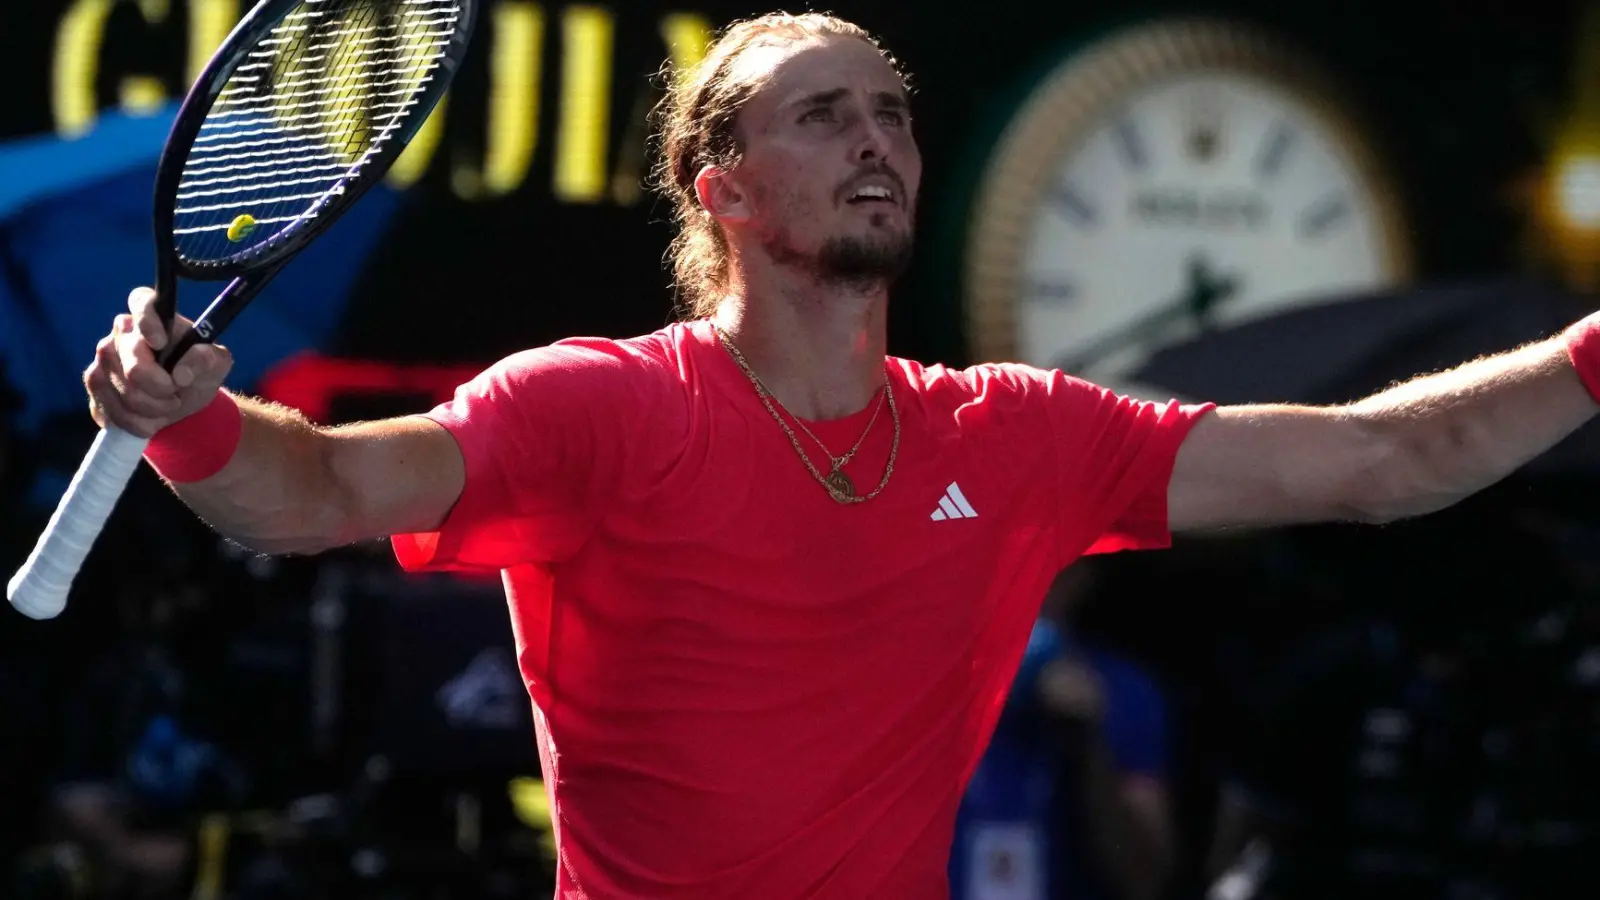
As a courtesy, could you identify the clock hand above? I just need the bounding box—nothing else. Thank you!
[1056,252,1243,374]
[1185,252,1242,327]
[1057,294,1195,374]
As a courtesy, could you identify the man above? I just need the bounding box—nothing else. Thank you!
[81,11,1600,899]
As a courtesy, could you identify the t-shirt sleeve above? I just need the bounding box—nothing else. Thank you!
[1040,370,1214,559]
[391,336,669,573]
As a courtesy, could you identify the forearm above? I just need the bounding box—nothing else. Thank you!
[159,392,351,555]
[1077,741,1174,900]
[1347,333,1596,521]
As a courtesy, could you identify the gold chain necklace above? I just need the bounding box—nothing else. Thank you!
[713,324,900,504]
[790,385,883,472]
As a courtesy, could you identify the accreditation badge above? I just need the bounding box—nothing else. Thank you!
[965,823,1045,900]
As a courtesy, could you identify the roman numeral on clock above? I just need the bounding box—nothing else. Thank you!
[1111,119,1148,171]
[1024,278,1077,305]
[1254,121,1295,179]
[1048,184,1098,225]
[1299,191,1350,237]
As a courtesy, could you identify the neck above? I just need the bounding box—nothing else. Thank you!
[712,267,890,421]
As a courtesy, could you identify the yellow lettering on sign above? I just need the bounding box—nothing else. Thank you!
[450,2,543,199]
[187,0,240,84]
[390,0,477,189]
[320,5,378,166]
[120,75,168,114]
[604,11,711,204]
[659,12,712,82]
[554,5,613,203]
[390,90,451,188]
[55,0,239,136]
[124,0,174,114]
[48,1,718,205]
[53,0,115,136]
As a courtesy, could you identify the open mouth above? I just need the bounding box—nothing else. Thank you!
[846,185,897,206]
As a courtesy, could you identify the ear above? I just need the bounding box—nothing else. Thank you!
[694,164,752,222]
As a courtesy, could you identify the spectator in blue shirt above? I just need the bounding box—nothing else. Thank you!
[952,567,1176,900]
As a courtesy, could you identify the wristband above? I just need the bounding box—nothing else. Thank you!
[144,390,243,482]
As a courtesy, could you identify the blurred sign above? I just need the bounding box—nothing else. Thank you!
[3,1,730,372]
[40,0,712,207]
[0,0,1582,375]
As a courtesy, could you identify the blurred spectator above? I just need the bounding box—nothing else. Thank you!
[1,358,47,871]
[1203,613,1466,900]
[1204,514,1600,900]
[0,359,19,496]
[951,566,1176,900]
[21,586,249,899]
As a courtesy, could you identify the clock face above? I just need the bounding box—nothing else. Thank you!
[963,21,1413,393]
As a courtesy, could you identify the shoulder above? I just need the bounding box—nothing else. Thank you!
[485,324,688,384]
[893,357,1114,413]
[897,357,1064,395]
[895,358,1160,447]
[1011,618,1066,690]
[1023,617,1065,666]
[451,326,698,424]
[434,325,694,444]
[1086,644,1165,709]
[1084,644,1172,768]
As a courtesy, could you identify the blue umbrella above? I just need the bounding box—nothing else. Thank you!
[0,104,410,503]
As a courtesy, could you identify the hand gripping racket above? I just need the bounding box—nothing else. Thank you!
[7,0,477,620]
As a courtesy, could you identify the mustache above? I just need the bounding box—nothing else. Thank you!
[837,163,907,202]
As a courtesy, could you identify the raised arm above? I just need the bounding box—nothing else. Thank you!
[1167,317,1600,532]
[168,401,462,554]
[87,288,464,555]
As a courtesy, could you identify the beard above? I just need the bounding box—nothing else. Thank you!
[816,226,913,284]
[761,222,913,289]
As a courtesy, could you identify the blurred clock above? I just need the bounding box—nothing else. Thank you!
[962,18,1414,392]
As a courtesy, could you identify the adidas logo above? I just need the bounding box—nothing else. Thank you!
[930,482,978,521]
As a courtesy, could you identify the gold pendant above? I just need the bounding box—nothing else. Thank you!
[825,467,855,501]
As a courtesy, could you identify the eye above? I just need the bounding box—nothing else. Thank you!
[877,109,907,127]
[801,107,834,123]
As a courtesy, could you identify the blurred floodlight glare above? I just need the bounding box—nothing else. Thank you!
[1556,153,1600,229]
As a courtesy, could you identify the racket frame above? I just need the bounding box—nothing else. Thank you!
[151,0,477,369]
[6,0,477,619]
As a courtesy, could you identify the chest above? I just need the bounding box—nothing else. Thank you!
[627,393,1052,566]
[580,398,1060,665]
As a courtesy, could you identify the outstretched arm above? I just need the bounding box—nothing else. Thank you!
[1167,317,1600,531]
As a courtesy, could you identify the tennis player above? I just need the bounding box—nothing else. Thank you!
[84,12,1600,899]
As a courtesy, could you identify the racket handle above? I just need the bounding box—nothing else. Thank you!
[7,426,149,620]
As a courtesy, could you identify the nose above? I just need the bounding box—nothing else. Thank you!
[854,119,891,162]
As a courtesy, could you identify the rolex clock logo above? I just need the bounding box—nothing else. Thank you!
[1182,95,1225,163]
[962,18,1415,392]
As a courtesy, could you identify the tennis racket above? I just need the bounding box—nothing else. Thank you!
[7,0,478,620]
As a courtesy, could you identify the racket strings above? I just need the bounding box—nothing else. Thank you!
[174,0,461,262]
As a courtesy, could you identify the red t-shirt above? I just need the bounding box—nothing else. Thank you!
[391,319,1213,899]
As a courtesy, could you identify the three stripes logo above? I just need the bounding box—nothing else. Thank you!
[930,482,978,521]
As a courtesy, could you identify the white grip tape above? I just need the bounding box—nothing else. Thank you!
[7,426,149,620]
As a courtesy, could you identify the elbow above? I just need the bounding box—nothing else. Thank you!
[242,528,352,557]
[235,435,359,556]
[214,515,351,557]
[1339,412,1465,525]
[222,535,330,558]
